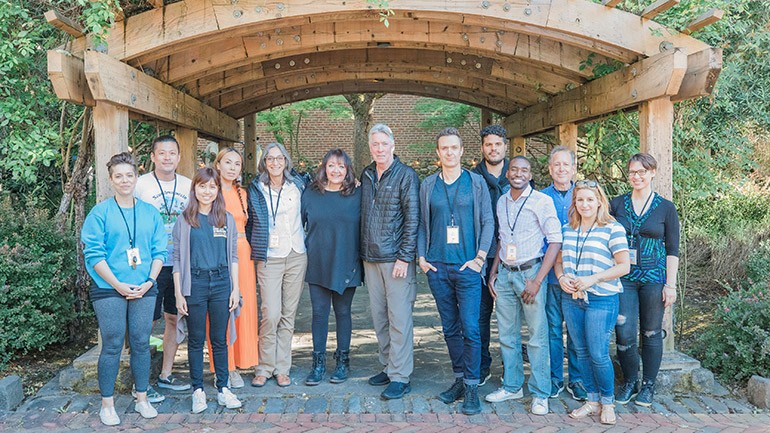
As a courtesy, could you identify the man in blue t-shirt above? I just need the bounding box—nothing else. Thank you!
[540,145,586,401]
[418,128,494,415]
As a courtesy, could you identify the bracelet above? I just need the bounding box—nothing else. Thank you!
[664,284,676,290]
[557,274,566,281]
[146,277,157,287]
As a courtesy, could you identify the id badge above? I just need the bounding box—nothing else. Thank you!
[629,249,638,265]
[506,244,517,262]
[126,248,142,269]
[446,225,460,244]
[269,233,281,248]
[213,227,227,238]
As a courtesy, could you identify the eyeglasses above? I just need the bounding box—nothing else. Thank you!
[628,169,648,178]
[265,155,286,164]
[575,180,599,188]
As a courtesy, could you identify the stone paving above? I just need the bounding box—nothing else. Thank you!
[1,274,769,432]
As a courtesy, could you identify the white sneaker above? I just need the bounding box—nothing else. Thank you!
[218,387,242,409]
[192,388,208,414]
[485,387,524,403]
[531,397,549,415]
[229,370,245,389]
[99,406,120,426]
[134,400,158,419]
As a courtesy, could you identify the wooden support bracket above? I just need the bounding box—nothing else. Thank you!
[504,48,688,138]
[673,47,722,102]
[84,51,240,142]
[47,50,94,106]
[44,9,84,37]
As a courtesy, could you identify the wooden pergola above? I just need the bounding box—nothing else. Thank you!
[47,0,722,358]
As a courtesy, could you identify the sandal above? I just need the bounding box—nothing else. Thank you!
[569,401,601,419]
[601,404,616,425]
[251,375,268,387]
[276,374,292,387]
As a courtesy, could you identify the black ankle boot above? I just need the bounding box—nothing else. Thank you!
[329,350,350,383]
[305,351,326,386]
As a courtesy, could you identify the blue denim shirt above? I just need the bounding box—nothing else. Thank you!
[541,182,574,285]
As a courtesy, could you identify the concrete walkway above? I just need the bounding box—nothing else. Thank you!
[2,274,769,432]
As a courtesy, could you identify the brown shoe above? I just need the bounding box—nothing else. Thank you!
[569,401,600,419]
[601,404,616,425]
[251,375,268,387]
[276,374,291,387]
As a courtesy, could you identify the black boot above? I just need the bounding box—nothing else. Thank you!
[329,350,350,383]
[438,378,465,404]
[461,384,481,415]
[304,351,326,386]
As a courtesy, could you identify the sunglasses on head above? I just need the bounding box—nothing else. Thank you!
[575,180,599,188]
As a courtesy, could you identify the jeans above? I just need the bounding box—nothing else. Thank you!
[494,263,550,398]
[479,257,496,374]
[309,284,356,353]
[92,295,155,398]
[426,262,483,385]
[187,267,231,392]
[615,279,665,384]
[562,293,619,404]
[546,283,581,385]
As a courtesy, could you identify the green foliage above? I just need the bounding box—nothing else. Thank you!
[0,1,63,189]
[76,0,121,46]
[367,0,395,27]
[691,282,770,383]
[413,98,480,131]
[0,198,77,370]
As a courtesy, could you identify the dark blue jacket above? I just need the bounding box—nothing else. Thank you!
[246,172,306,262]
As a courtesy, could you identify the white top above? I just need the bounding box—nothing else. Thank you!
[561,222,628,296]
[135,172,192,263]
[259,181,306,258]
[496,186,562,266]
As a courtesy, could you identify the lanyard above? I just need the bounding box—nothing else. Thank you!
[153,172,177,217]
[439,171,463,226]
[268,184,283,227]
[505,189,532,235]
[575,222,596,270]
[114,197,137,248]
[630,191,654,245]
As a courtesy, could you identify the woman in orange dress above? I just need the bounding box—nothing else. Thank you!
[206,148,259,388]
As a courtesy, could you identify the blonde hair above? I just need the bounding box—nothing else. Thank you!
[568,181,615,229]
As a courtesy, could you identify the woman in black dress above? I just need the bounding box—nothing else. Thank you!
[611,153,680,407]
[301,149,362,385]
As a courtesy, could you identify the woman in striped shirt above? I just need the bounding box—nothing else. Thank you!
[554,180,630,425]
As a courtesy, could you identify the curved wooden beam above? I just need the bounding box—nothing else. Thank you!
[149,21,606,87]
[225,81,518,118]
[72,0,709,64]
[190,48,575,101]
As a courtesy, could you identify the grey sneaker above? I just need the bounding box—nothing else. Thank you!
[132,385,166,403]
[567,381,588,401]
[635,382,655,407]
[157,374,191,391]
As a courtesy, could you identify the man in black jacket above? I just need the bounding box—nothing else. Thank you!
[471,124,510,386]
[360,123,420,400]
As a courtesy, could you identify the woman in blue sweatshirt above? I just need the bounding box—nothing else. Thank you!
[81,152,167,426]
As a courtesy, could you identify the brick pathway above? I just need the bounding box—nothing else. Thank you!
[2,275,768,432]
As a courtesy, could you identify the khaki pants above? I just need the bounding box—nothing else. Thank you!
[363,261,417,383]
[256,250,307,377]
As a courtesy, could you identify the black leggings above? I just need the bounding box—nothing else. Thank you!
[615,279,665,384]
[309,284,356,353]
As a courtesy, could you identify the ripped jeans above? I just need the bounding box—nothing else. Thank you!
[614,279,665,385]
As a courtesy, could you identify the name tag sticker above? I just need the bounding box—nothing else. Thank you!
[629,249,638,265]
[269,233,281,248]
[126,248,142,269]
[506,244,517,262]
[213,227,227,238]
[447,226,460,244]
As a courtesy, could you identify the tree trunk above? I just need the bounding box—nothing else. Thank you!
[56,107,95,334]
[344,93,380,175]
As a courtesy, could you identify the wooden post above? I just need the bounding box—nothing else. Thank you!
[176,128,198,179]
[93,102,129,202]
[511,137,526,157]
[480,109,494,129]
[555,123,578,155]
[243,114,258,178]
[639,96,675,353]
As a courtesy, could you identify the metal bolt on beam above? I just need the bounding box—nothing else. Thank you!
[524,8,532,15]
[233,10,242,18]
[481,1,490,9]
[503,3,511,11]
